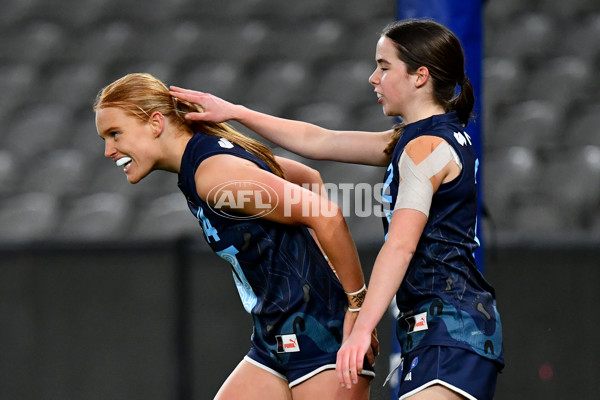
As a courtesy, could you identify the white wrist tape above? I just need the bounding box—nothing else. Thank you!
[394,140,461,217]
[345,284,366,296]
[346,284,367,311]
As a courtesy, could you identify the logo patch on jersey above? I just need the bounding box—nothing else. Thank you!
[453,131,472,146]
[276,334,300,353]
[218,138,234,148]
[405,311,428,334]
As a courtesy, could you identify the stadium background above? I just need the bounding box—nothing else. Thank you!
[1,0,599,398]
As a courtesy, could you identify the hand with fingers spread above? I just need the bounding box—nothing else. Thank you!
[169,86,241,123]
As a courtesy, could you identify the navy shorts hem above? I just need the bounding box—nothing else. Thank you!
[397,345,499,400]
[246,348,375,388]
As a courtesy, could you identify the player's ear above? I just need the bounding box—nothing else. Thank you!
[415,66,430,88]
[149,111,165,137]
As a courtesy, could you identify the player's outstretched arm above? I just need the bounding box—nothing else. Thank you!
[170,86,393,166]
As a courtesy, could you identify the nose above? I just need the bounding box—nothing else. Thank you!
[104,140,116,158]
[369,69,379,86]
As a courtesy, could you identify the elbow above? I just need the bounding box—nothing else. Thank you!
[327,205,352,237]
[308,202,347,233]
[305,165,324,187]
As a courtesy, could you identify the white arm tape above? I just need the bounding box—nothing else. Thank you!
[394,141,460,217]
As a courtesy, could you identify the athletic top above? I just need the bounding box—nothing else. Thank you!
[177,132,347,368]
[381,112,504,366]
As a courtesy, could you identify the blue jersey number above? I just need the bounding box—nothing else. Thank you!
[217,245,258,313]
[197,207,220,243]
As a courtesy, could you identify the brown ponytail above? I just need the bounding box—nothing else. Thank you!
[447,76,475,126]
[383,122,405,156]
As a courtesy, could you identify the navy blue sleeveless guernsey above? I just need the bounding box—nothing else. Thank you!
[177,132,350,372]
[381,112,504,367]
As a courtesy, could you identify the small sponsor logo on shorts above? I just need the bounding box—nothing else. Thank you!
[410,357,419,370]
[276,334,300,353]
[406,311,428,334]
[404,356,419,382]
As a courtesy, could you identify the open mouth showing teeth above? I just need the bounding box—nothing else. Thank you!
[116,157,132,170]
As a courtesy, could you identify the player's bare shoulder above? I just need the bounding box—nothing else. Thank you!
[405,135,447,163]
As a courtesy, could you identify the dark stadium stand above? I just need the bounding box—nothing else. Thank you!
[0,0,599,244]
[3,3,600,400]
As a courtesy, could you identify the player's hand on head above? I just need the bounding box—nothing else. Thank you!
[169,86,238,123]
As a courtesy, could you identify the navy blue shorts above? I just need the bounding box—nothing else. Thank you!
[245,346,375,388]
[397,345,500,400]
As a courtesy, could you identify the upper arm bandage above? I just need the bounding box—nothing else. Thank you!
[394,141,461,217]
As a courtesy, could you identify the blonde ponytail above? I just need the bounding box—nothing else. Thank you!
[95,73,285,178]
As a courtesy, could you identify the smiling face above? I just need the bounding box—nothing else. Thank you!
[96,106,159,184]
[369,35,416,118]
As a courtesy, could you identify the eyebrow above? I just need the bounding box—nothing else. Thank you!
[376,58,391,66]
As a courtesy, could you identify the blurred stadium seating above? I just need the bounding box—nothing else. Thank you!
[1,0,599,245]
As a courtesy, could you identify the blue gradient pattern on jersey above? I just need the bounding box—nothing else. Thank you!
[396,299,503,360]
[382,112,504,366]
[177,132,348,369]
[252,311,344,365]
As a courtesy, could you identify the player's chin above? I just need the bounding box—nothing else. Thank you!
[126,171,147,184]
[382,106,399,117]
[127,164,155,184]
